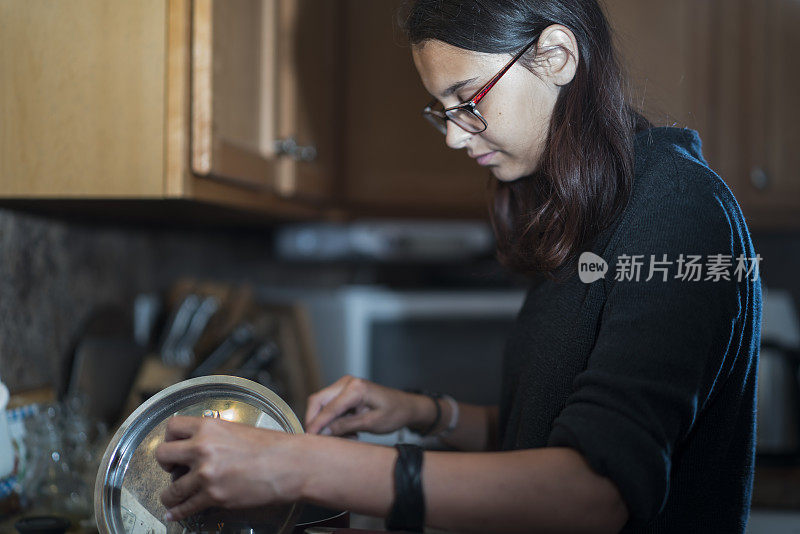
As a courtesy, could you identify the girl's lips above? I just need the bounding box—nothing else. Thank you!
[476,151,497,166]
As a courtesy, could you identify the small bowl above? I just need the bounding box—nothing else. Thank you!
[14,515,71,534]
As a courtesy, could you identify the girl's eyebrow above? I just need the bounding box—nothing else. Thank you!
[441,77,480,98]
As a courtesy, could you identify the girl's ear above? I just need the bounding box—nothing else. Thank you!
[535,24,579,87]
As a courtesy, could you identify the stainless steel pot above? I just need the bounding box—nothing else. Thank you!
[94,376,306,533]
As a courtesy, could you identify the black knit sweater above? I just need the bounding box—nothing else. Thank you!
[499,127,762,532]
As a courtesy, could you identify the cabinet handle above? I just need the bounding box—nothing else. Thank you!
[750,167,769,191]
[274,137,318,162]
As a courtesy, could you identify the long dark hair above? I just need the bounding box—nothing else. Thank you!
[401,0,651,278]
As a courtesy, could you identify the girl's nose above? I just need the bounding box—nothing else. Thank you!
[445,121,472,149]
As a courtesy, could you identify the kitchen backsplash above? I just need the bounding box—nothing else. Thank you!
[0,207,798,394]
[0,208,356,393]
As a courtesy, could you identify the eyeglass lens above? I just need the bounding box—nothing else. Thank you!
[424,108,485,135]
[445,108,486,133]
[424,112,448,135]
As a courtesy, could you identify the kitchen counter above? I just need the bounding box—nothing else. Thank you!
[0,514,94,534]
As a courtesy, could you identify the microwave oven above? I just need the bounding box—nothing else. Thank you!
[258,286,526,407]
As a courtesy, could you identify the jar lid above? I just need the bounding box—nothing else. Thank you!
[94,376,304,534]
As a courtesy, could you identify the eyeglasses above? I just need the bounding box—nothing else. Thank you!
[422,38,539,135]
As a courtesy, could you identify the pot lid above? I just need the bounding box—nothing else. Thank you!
[94,375,304,534]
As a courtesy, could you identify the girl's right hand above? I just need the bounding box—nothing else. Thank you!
[304,376,427,436]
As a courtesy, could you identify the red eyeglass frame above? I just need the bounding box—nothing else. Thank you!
[423,37,539,135]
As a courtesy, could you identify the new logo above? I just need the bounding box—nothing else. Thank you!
[578,252,608,283]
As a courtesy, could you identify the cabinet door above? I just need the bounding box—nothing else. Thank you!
[0,0,166,197]
[602,0,713,139]
[743,0,800,225]
[191,0,337,202]
[605,0,800,228]
[339,0,490,218]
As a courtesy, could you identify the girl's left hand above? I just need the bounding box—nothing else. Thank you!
[154,415,307,522]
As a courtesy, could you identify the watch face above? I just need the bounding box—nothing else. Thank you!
[94,376,303,534]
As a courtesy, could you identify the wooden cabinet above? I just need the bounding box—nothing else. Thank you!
[1,1,797,226]
[190,0,339,203]
[0,0,491,220]
[337,0,489,219]
[603,0,712,136]
[339,0,800,224]
[0,1,168,198]
[604,0,800,228]
[739,0,800,227]
[0,0,332,217]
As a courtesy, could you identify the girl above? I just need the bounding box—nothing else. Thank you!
[155,1,761,532]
